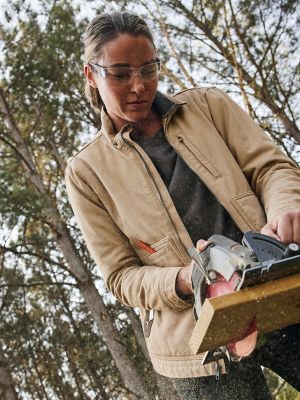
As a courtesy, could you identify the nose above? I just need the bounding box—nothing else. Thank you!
[130,73,146,95]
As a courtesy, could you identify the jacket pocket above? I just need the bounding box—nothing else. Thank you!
[134,237,186,268]
[231,192,267,232]
[177,134,220,178]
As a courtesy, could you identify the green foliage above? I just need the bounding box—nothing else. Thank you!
[0,262,123,398]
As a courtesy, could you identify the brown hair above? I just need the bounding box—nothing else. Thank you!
[84,11,155,112]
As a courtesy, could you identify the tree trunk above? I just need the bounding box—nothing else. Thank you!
[58,290,110,400]
[0,348,19,400]
[0,88,151,400]
[78,280,151,400]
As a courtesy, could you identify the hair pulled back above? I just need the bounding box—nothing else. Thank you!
[84,11,155,112]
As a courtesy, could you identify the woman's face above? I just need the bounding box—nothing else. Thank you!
[86,34,158,131]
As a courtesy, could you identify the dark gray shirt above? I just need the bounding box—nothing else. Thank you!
[132,129,243,246]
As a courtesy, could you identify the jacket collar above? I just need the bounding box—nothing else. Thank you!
[153,91,184,118]
[100,91,185,144]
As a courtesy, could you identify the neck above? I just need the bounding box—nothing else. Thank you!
[131,109,162,138]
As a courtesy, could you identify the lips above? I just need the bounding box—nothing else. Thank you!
[127,100,149,110]
[127,100,148,105]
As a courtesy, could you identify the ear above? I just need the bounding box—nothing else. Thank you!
[84,64,98,88]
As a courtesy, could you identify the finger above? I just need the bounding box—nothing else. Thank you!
[261,223,281,241]
[292,216,300,244]
[276,215,293,244]
[196,239,211,252]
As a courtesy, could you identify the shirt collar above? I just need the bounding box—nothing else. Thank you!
[152,90,184,118]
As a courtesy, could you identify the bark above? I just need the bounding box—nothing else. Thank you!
[0,348,19,400]
[126,309,149,360]
[57,290,109,400]
[78,280,151,400]
[0,88,151,400]
[49,140,67,172]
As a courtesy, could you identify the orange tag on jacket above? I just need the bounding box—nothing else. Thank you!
[135,240,157,254]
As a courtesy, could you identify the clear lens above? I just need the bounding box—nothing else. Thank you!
[140,63,159,82]
[107,68,133,84]
[90,61,160,85]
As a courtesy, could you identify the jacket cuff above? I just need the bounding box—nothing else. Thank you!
[159,267,194,312]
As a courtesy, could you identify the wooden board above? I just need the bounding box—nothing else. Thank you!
[189,273,300,354]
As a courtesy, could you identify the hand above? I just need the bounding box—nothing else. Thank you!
[261,210,300,244]
[175,239,211,297]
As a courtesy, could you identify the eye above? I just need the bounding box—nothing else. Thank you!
[109,68,131,81]
[142,64,158,76]
[114,73,131,80]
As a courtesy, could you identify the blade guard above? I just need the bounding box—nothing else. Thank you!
[206,272,258,358]
[191,234,260,361]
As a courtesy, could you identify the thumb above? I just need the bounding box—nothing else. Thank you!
[196,239,212,252]
[261,223,281,241]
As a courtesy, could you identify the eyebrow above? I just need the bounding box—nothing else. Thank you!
[108,58,157,68]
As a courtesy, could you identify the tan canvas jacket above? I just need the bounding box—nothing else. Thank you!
[65,88,300,378]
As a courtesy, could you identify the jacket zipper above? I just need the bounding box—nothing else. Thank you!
[162,130,226,235]
[172,134,217,197]
[162,115,219,189]
[215,362,221,380]
[176,134,220,178]
[168,133,245,232]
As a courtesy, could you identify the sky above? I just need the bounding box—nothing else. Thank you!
[0,0,96,26]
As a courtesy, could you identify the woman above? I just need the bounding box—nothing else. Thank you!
[65,11,300,399]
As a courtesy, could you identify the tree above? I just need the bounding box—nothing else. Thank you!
[0,1,177,398]
[123,0,300,160]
